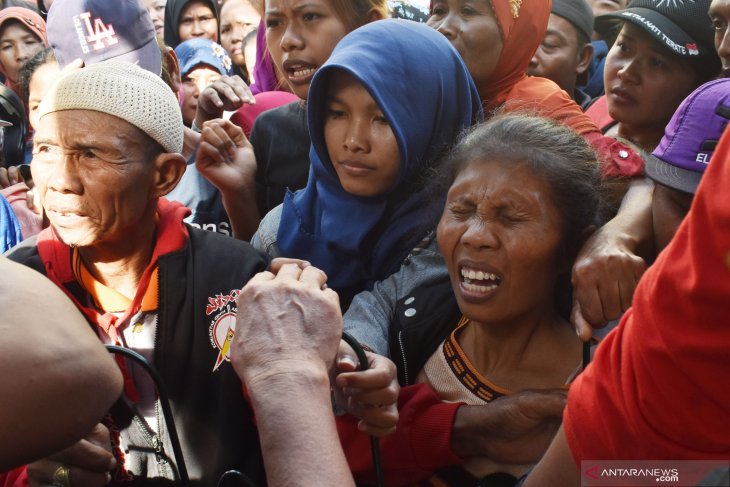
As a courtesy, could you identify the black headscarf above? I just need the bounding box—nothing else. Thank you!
[163,0,220,48]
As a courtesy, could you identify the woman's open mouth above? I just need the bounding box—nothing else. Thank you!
[460,266,501,295]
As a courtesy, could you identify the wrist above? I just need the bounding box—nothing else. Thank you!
[239,358,332,393]
[451,405,486,458]
[194,108,222,130]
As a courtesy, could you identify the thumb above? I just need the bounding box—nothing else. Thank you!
[571,301,594,343]
[336,340,359,374]
[529,390,568,420]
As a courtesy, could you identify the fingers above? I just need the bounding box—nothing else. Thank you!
[0,166,19,188]
[246,270,276,284]
[270,257,311,274]
[201,76,255,113]
[356,405,399,437]
[299,265,328,289]
[28,460,111,487]
[203,87,225,110]
[228,76,255,105]
[271,262,329,289]
[515,389,567,421]
[201,119,250,151]
[218,75,255,105]
[52,425,115,471]
[27,424,115,487]
[200,121,237,161]
[336,352,396,389]
[335,352,399,437]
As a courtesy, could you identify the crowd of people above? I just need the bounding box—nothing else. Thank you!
[0,0,729,486]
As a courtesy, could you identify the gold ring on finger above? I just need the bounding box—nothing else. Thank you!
[52,464,71,487]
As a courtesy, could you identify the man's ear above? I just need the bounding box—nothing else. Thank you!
[576,42,595,76]
[153,152,187,197]
[165,47,183,94]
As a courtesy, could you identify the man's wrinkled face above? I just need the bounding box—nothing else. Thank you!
[31,110,160,249]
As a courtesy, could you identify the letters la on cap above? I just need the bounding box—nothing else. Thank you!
[47,0,163,76]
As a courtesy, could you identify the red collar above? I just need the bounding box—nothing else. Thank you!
[37,198,191,326]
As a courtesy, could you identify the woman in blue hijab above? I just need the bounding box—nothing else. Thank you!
[252,19,481,307]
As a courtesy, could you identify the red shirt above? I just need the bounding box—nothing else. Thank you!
[564,125,730,461]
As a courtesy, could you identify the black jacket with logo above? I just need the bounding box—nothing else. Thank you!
[9,226,271,486]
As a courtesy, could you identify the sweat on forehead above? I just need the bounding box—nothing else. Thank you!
[38,61,184,154]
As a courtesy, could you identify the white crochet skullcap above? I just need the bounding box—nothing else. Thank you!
[38,61,183,154]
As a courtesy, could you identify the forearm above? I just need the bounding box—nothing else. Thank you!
[246,366,355,487]
[601,177,655,260]
[0,258,122,469]
[521,428,580,487]
[220,178,261,241]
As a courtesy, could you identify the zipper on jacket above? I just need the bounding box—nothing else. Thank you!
[398,330,410,386]
[132,402,169,477]
[144,269,170,477]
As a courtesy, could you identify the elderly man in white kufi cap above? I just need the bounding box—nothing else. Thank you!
[6,61,272,486]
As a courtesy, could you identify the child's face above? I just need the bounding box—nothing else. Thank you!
[324,71,400,198]
[29,61,61,131]
[265,0,350,99]
[180,65,222,125]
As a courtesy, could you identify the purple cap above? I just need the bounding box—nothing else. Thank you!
[646,79,730,195]
[47,0,162,75]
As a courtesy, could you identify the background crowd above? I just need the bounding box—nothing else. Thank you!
[0,0,729,486]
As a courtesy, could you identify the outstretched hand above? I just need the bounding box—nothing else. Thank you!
[452,389,567,464]
[195,75,255,127]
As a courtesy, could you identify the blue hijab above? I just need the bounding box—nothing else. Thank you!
[277,19,481,301]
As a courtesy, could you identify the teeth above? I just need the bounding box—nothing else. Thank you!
[292,67,315,78]
[463,282,498,294]
[461,267,499,282]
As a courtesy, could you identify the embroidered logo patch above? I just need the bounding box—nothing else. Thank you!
[207,289,241,371]
[73,11,118,54]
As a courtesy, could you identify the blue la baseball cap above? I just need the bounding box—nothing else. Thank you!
[47,0,162,75]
